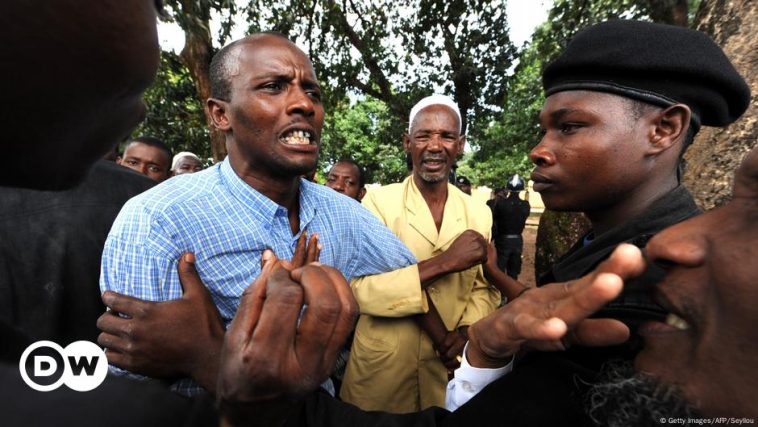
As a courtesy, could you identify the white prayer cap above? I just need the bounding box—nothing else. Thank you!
[171,151,201,170]
[408,94,462,134]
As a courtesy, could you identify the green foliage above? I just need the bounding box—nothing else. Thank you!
[245,0,516,135]
[131,51,212,159]
[319,97,408,184]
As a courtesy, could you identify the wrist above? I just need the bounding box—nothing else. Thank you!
[466,328,513,369]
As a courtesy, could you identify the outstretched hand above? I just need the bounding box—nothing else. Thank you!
[97,252,225,392]
[466,244,646,368]
[217,251,358,426]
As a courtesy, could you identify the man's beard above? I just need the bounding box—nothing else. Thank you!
[586,361,700,426]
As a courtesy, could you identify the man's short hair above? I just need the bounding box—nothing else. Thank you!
[127,136,172,162]
[333,158,366,188]
[209,32,291,102]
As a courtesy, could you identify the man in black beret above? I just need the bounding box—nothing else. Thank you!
[531,18,749,365]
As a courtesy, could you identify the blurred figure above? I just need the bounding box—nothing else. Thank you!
[492,174,531,279]
[325,158,366,201]
[0,160,155,345]
[171,151,203,176]
[118,136,171,182]
[455,175,472,195]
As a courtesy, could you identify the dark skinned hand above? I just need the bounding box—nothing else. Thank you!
[441,230,488,273]
[435,328,467,370]
[217,250,358,427]
[97,231,320,394]
[466,244,646,369]
[97,252,224,392]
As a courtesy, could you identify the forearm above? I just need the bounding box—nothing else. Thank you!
[483,266,528,302]
[418,254,457,288]
[414,298,448,344]
[350,264,427,317]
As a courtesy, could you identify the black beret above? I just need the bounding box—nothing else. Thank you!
[543,20,750,128]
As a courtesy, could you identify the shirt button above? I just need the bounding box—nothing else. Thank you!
[462,381,474,392]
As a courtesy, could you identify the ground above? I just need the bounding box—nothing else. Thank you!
[518,217,538,288]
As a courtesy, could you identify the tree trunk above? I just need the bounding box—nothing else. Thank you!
[647,0,690,26]
[175,0,227,162]
[533,211,591,283]
[682,0,757,210]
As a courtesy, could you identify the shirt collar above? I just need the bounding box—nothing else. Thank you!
[220,158,317,232]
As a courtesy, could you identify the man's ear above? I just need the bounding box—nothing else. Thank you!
[648,104,691,155]
[207,98,231,131]
[358,187,367,201]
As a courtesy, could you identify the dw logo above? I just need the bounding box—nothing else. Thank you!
[19,340,108,392]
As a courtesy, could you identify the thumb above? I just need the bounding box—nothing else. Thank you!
[177,252,208,298]
[261,248,278,268]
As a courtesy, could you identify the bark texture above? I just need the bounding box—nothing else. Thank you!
[683,0,757,209]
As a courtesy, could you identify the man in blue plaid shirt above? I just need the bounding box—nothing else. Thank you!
[99,32,416,396]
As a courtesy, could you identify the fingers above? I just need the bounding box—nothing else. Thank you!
[290,231,309,268]
[594,244,646,280]
[289,265,342,373]
[101,291,146,318]
[250,265,304,356]
[570,318,630,347]
[305,233,320,263]
[293,265,356,370]
[228,256,276,343]
[177,252,207,299]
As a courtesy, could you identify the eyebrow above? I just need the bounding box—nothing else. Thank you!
[549,108,576,123]
[252,72,320,88]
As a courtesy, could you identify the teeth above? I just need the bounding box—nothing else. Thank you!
[665,313,690,330]
[280,130,313,145]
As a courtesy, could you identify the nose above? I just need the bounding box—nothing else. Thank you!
[529,139,555,167]
[287,86,315,117]
[646,221,708,269]
[426,134,443,152]
[332,179,345,192]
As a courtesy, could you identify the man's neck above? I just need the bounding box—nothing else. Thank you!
[228,155,302,235]
[585,175,678,236]
[413,173,448,231]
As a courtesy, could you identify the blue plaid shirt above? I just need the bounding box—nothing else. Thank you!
[100,159,416,395]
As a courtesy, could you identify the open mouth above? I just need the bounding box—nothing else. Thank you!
[279,129,315,145]
[421,156,447,170]
[641,289,692,333]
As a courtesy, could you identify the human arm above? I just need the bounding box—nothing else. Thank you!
[482,241,529,301]
[97,232,320,394]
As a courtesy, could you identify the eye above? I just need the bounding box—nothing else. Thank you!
[148,165,161,173]
[442,133,458,142]
[559,123,581,134]
[306,88,321,101]
[262,82,284,91]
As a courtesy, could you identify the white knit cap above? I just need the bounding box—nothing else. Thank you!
[408,94,462,134]
[171,151,201,170]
